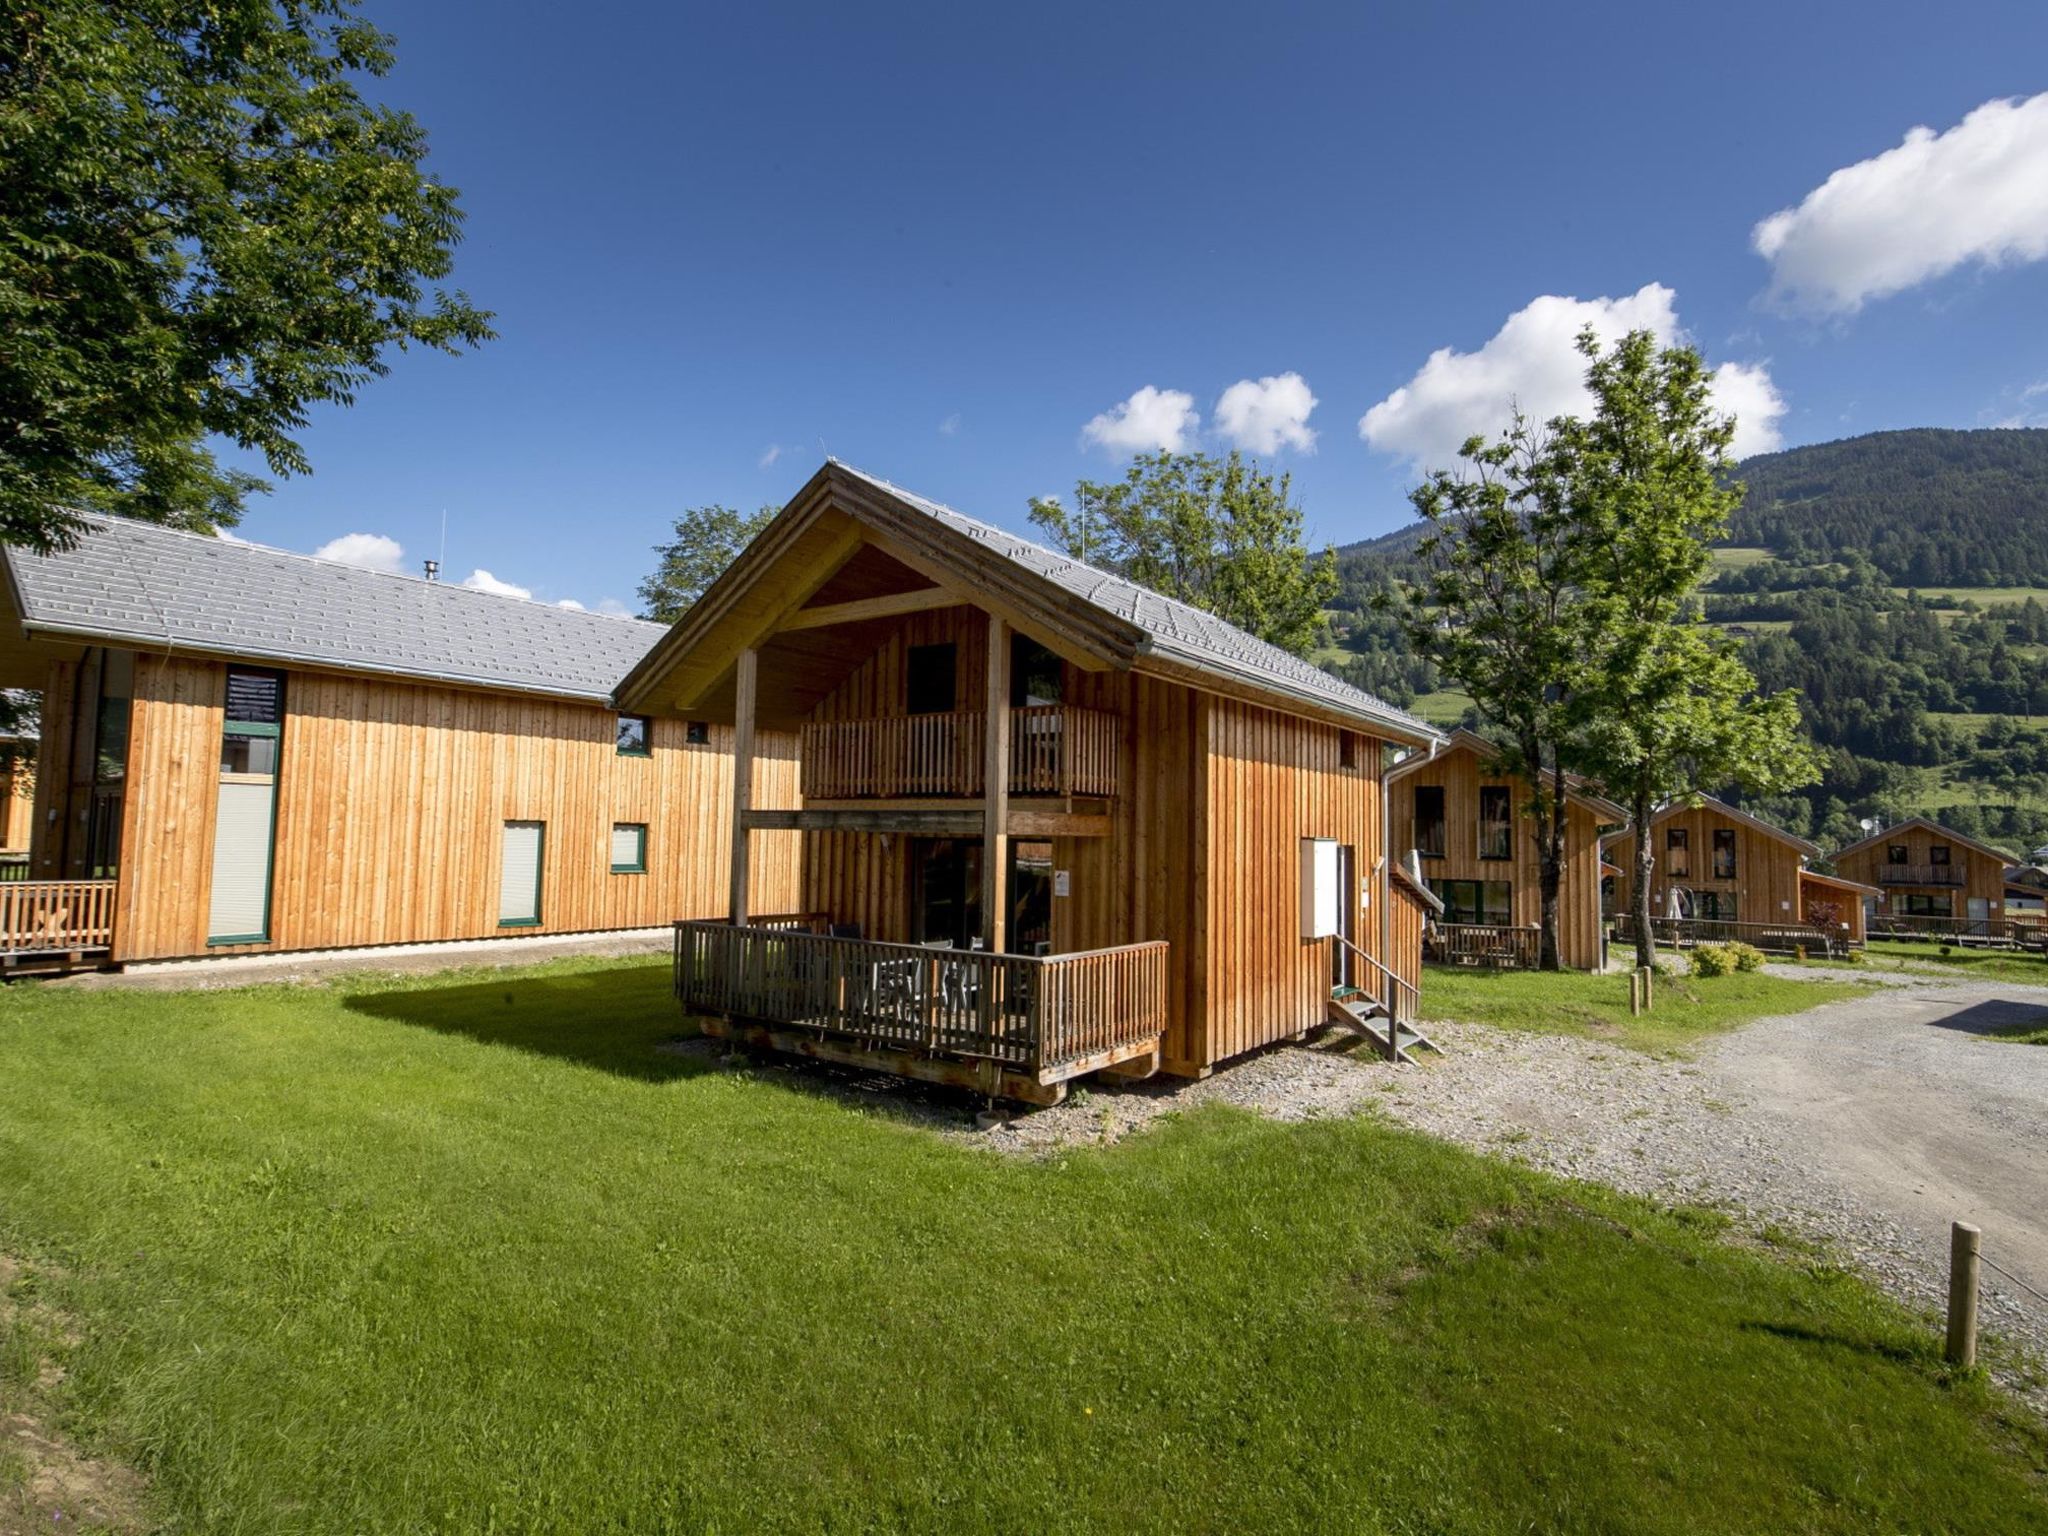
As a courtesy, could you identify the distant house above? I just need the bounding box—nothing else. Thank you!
[0,515,799,968]
[1386,728,1622,969]
[1831,817,2018,936]
[1606,796,1876,949]
[616,461,1446,1101]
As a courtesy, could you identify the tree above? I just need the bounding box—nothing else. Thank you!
[1392,413,1585,969]
[1029,451,1338,657]
[638,505,776,623]
[0,0,494,548]
[1561,330,1820,969]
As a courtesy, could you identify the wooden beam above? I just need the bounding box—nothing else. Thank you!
[775,585,960,632]
[982,614,1010,956]
[728,646,758,923]
[671,522,866,712]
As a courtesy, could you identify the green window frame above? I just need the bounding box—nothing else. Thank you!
[616,714,652,756]
[208,667,286,946]
[611,822,648,875]
[499,820,546,927]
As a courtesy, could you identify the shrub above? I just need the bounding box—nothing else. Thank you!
[1689,944,1736,978]
[1728,942,1766,973]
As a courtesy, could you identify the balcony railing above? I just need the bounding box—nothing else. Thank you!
[0,879,116,959]
[799,705,1120,800]
[1875,863,1964,887]
[1870,914,2046,949]
[1613,913,1845,957]
[673,919,1167,1085]
[1426,922,1542,969]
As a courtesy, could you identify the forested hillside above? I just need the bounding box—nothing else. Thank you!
[1324,427,2048,855]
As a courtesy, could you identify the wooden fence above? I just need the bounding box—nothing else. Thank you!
[1427,922,1542,969]
[799,706,1120,800]
[1869,914,2047,950]
[0,879,116,956]
[673,920,1166,1080]
[1612,913,1843,958]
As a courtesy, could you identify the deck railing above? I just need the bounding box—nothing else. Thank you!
[1426,922,1542,969]
[0,879,116,955]
[673,920,1166,1080]
[1874,863,1964,887]
[1612,913,1843,958]
[799,706,1120,801]
[1869,914,2047,949]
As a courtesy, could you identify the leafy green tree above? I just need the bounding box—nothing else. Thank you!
[1029,451,1338,657]
[1393,413,1585,969]
[1561,330,1820,968]
[638,505,776,623]
[0,0,494,548]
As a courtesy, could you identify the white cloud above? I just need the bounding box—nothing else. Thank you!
[1753,92,2048,314]
[215,528,248,544]
[595,597,634,618]
[1214,372,1318,454]
[313,532,407,575]
[1357,283,1785,471]
[939,412,961,436]
[1080,385,1200,455]
[758,444,782,470]
[555,598,586,611]
[461,568,531,599]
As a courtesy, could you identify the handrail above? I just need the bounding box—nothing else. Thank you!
[799,705,1121,800]
[1333,931,1417,1020]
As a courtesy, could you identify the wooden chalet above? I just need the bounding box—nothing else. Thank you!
[615,461,1445,1103]
[1831,818,2018,940]
[0,515,798,970]
[1606,796,1875,953]
[1386,729,1622,969]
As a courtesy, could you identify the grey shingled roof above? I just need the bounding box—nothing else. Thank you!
[836,464,1439,742]
[3,513,666,702]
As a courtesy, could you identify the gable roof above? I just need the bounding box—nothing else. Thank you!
[1633,794,1822,860]
[1831,816,2018,867]
[615,461,1441,743]
[1386,728,1628,820]
[1,513,667,703]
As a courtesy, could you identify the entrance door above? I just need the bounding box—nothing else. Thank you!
[1333,843,1357,988]
[1967,896,1991,934]
[1008,840,1054,956]
[911,838,982,948]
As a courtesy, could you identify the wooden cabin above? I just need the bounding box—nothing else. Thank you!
[1386,729,1621,969]
[1606,796,1874,952]
[615,461,1445,1103]
[0,514,798,969]
[1831,818,2017,939]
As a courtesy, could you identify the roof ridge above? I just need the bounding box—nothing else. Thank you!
[65,509,661,629]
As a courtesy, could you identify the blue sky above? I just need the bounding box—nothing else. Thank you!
[222,0,2048,614]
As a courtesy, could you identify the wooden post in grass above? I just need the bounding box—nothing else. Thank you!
[1946,1220,1980,1368]
[1639,965,1654,1011]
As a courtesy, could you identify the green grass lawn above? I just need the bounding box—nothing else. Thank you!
[1405,687,1472,727]
[1419,965,1869,1054]
[2,958,2044,1533]
[1709,544,1775,571]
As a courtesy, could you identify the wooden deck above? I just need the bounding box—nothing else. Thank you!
[1426,922,1543,969]
[1613,913,1846,958]
[0,879,117,970]
[673,918,1167,1103]
[799,705,1120,800]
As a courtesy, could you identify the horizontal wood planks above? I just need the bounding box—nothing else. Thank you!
[113,655,800,961]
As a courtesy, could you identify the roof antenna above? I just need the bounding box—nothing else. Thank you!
[423,558,440,582]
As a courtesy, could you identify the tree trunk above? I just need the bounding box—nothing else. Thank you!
[1630,789,1658,972]
[1535,759,1568,971]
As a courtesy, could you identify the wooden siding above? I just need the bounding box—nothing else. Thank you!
[1389,744,1606,969]
[1201,698,1380,1070]
[0,755,32,854]
[1606,802,1806,926]
[1832,824,2007,919]
[110,654,799,961]
[1388,875,1426,1001]
[1798,871,1869,944]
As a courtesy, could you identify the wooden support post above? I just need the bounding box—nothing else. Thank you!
[1639,965,1654,1012]
[1946,1220,1981,1368]
[981,614,1010,957]
[728,646,758,925]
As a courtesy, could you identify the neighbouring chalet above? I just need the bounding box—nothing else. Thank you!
[0,515,799,969]
[615,461,1446,1103]
[1606,796,1877,951]
[1386,729,1623,969]
[1831,817,2018,937]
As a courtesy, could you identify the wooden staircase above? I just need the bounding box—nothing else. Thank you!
[1326,937,1441,1064]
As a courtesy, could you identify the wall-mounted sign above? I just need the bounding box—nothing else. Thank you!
[1053,869,1070,898]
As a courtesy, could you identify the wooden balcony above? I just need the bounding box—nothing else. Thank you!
[799,705,1120,801]
[1874,863,1964,887]
[0,879,116,969]
[673,917,1167,1103]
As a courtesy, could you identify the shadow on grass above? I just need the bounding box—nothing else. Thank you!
[341,963,713,1083]
[1921,999,2048,1038]
[1740,1319,1924,1366]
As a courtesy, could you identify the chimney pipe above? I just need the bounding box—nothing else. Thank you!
[423,559,440,582]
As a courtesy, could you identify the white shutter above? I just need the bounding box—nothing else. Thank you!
[611,824,642,869]
[208,781,276,940]
[500,821,543,924]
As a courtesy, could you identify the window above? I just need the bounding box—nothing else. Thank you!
[1697,890,1738,921]
[1665,827,1690,879]
[1339,731,1362,770]
[610,822,647,874]
[208,668,286,944]
[907,644,956,715]
[1413,785,1446,859]
[686,720,710,746]
[1009,634,1062,708]
[1886,844,1908,865]
[1929,845,1951,866]
[1477,786,1512,861]
[499,821,545,926]
[1902,892,1953,918]
[1429,879,1512,926]
[616,714,651,756]
[1712,828,1737,881]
